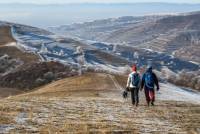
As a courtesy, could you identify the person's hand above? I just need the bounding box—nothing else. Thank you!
[126,87,129,91]
[140,88,143,91]
[157,87,160,91]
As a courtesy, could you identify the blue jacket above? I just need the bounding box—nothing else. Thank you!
[141,68,159,90]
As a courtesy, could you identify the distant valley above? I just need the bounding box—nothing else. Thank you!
[0,11,200,93]
[0,8,200,133]
[49,11,200,64]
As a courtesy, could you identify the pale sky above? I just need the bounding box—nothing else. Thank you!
[0,0,199,27]
[0,0,200,4]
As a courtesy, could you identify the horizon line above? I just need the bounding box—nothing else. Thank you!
[0,2,200,5]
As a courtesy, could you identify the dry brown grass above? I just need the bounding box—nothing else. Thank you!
[0,25,39,64]
[0,73,200,133]
[2,96,200,133]
[0,26,15,46]
[27,73,116,97]
[0,116,14,124]
[114,74,127,88]
[0,88,23,98]
[0,46,39,64]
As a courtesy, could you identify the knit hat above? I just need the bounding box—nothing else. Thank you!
[132,65,137,72]
[147,65,152,70]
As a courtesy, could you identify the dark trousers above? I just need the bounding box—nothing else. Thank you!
[130,87,139,105]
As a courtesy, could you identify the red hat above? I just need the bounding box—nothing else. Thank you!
[132,65,137,72]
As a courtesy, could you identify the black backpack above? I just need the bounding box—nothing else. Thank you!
[131,73,140,87]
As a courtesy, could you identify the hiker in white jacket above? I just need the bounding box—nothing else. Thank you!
[124,65,141,106]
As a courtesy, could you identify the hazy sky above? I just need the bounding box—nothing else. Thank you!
[0,1,200,28]
[0,0,200,4]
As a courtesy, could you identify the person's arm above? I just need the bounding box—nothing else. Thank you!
[153,73,159,91]
[140,74,145,90]
[137,74,141,89]
[126,74,131,88]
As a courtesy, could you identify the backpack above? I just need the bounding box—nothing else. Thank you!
[131,73,140,87]
[144,72,154,89]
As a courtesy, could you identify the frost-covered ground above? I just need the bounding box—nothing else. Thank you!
[7,23,199,75]
[9,25,131,74]
[157,83,200,105]
[0,73,200,133]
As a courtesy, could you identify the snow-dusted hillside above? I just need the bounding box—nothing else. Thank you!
[0,20,200,133]
[50,12,200,64]
[1,20,199,75]
[11,25,132,73]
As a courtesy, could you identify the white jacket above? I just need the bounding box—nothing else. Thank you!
[126,71,140,88]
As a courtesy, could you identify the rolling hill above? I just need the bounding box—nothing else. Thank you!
[0,18,200,93]
[0,25,40,66]
[0,17,200,133]
[0,24,41,97]
[0,73,200,133]
[48,11,200,90]
[0,20,131,98]
[50,11,200,63]
[0,25,15,45]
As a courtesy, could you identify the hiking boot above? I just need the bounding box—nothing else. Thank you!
[151,102,154,106]
[136,103,139,107]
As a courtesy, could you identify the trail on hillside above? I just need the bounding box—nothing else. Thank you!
[108,74,124,91]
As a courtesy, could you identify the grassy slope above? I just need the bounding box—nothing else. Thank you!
[0,46,39,64]
[0,73,199,133]
[26,73,116,97]
[0,88,23,99]
[0,26,15,46]
[0,26,39,64]
[0,26,40,98]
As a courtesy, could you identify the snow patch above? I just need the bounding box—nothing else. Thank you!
[89,63,130,74]
[0,125,15,134]
[4,42,17,47]
[15,112,28,124]
[157,83,200,104]
[189,61,200,65]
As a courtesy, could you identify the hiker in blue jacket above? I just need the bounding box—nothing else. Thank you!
[124,65,141,106]
[141,66,159,106]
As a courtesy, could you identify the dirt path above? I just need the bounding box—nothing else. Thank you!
[108,74,124,91]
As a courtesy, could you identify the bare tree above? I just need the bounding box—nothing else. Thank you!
[76,46,85,75]
[113,44,117,52]
[40,42,48,54]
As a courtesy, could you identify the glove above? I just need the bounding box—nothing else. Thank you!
[157,87,160,91]
[123,91,128,99]
[126,87,130,92]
